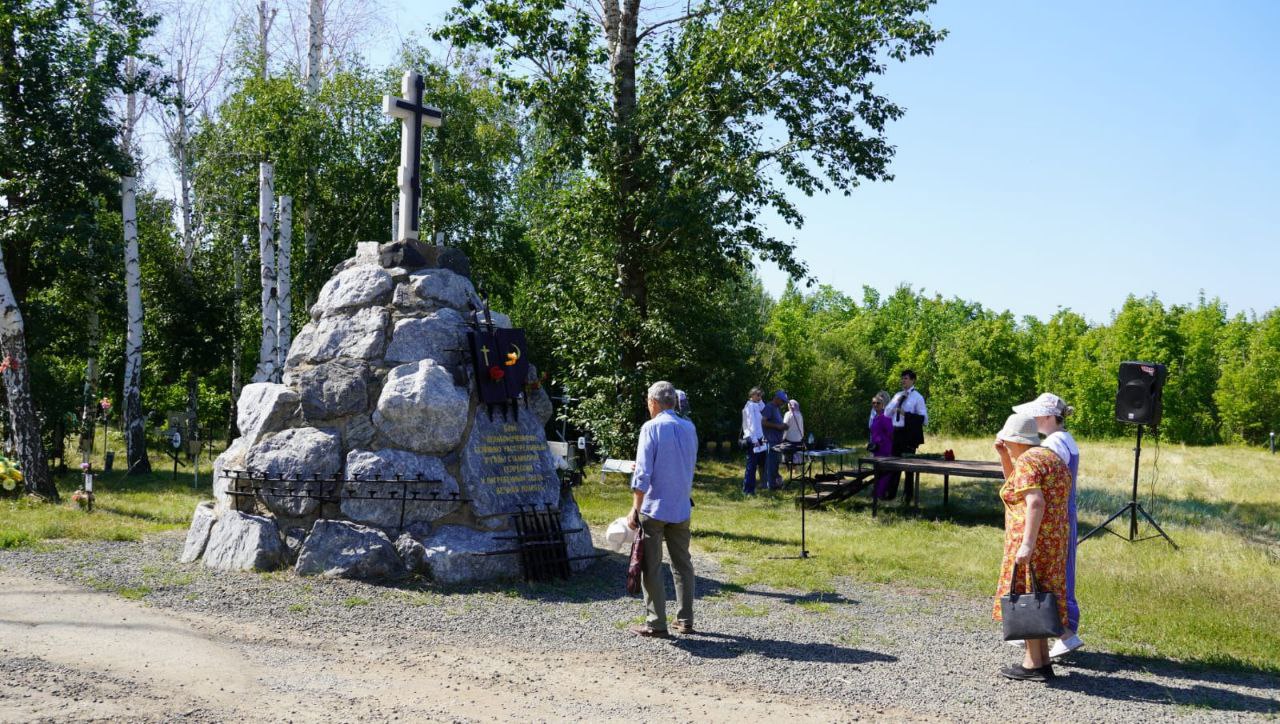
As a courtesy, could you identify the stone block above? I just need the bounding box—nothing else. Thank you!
[295,520,404,579]
[202,511,283,572]
[179,501,217,563]
[421,525,519,585]
[385,307,466,366]
[460,405,561,519]
[296,358,371,422]
[372,361,469,454]
[236,383,299,446]
[286,307,389,367]
[245,427,343,517]
[311,264,394,319]
[342,449,462,527]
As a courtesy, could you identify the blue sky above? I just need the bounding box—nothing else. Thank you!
[384,0,1279,322]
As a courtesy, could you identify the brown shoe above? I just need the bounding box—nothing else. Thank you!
[628,624,670,639]
[671,622,695,635]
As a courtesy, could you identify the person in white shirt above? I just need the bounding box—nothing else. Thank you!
[1011,392,1084,660]
[740,388,767,495]
[783,398,805,464]
[882,370,928,500]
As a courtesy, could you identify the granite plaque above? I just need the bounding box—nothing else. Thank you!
[460,406,560,518]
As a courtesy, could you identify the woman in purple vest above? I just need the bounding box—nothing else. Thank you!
[868,391,895,499]
[1012,393,1083,659]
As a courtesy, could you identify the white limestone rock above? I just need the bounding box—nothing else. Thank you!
[372,361,469,454]
[212,437,252,513]
[295,520,404,579]
[311,264,393,320]
[236,383,299,446]
[286,307,389,367]
[202,511,283,572]
[384,307,467,366]
[244,427,343,517]
[421,525,519,584]
[393,268,478,313]
[342,449,462,527]
[179,501,217,564]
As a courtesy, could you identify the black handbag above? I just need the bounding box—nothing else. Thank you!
[1000,562,1064,641]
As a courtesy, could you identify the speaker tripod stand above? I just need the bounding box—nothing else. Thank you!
[1079,424,1178,549]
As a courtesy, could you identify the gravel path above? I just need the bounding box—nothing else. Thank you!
[1,531,1276,722]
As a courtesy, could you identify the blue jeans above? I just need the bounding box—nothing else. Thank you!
[743,449,765,494]
[765,447,782,490]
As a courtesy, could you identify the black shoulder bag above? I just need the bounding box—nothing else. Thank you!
[1000,562,1064,641]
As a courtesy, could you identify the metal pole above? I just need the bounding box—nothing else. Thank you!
[1130,425,1143,540]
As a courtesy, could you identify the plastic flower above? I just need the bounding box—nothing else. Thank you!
[80,462,91,472]
[488,365,506,382]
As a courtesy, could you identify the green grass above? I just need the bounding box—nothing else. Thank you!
[577,436,1280,674]
[0,433,215,548]
[342,596,371,608]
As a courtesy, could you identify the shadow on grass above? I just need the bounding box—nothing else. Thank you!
[1054,650,1280,713]
[671,630,897,665]
[1076,489,1280,544]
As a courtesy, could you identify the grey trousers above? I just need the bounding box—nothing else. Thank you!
[639,514,694,630]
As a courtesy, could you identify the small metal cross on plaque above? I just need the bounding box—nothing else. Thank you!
[382,70,442,242]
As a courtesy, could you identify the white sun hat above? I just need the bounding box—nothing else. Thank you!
[1013,392,1069,419]
[996,413,1042,446]
[604,516,637,552]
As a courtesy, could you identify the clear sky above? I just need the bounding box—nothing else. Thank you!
[332,0,1280,322]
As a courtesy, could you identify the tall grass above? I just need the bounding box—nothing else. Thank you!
[0,433,213,549]
[576,436,1280,673]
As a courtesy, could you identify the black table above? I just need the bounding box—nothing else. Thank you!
[858,456,1004,515]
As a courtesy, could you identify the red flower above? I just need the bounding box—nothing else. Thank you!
[488,365,506,382]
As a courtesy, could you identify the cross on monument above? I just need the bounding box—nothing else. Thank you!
[382,70,442,242]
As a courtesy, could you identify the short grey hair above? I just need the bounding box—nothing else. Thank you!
[647,381,678,408]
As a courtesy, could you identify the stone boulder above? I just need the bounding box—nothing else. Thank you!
[245,427,343,517]
[372,361,469,454]
[393,268,478,313]
[286,307,389,367]
[202,511,283,572]
[342,449,462,527]
[525,365,553,427]
[460,403,561,519]
[396,528,430,576]
[384,307,467,367]
[310,265,393,320]
[236,383,300,446]
[179,501,217,563]
[283,526,309,565]
[294,358,372,422]
[295,520,404,579]
[421,525,519,584]
[212,438,252,513]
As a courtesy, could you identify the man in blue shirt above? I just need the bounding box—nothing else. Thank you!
[627,380,698,637]
[760,390,789,490]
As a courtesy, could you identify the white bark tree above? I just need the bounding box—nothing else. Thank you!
[228,234,245,441]
[253,162,279,383]
[122,174,151,474]
[0,243,56,499]
[276,195,292,376]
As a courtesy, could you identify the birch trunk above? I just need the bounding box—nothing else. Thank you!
[122,176,151,475]
[0,243,56,499]
[228,235,244,442]
[276,195,292,377]
[303,0,323,309]
[253,162,278,383]
[79,301,100,456]
[175,58,195,266]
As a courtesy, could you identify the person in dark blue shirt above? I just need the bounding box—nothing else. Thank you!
[761,390,789,490]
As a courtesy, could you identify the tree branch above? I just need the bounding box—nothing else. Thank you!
[636,9,708,43]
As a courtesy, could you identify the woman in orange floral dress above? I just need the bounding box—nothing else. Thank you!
[992,413,1072,682]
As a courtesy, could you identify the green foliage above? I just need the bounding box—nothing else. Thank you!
[761,286,1270,445]
[438,0,946,450]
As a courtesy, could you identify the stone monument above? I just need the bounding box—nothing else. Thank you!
[180,70,594,583]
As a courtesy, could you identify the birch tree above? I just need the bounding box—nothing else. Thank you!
[0,244,55,499]
[277,195,292,371]
[253,162,279,382]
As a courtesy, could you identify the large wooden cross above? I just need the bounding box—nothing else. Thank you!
[382,70,442,242]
